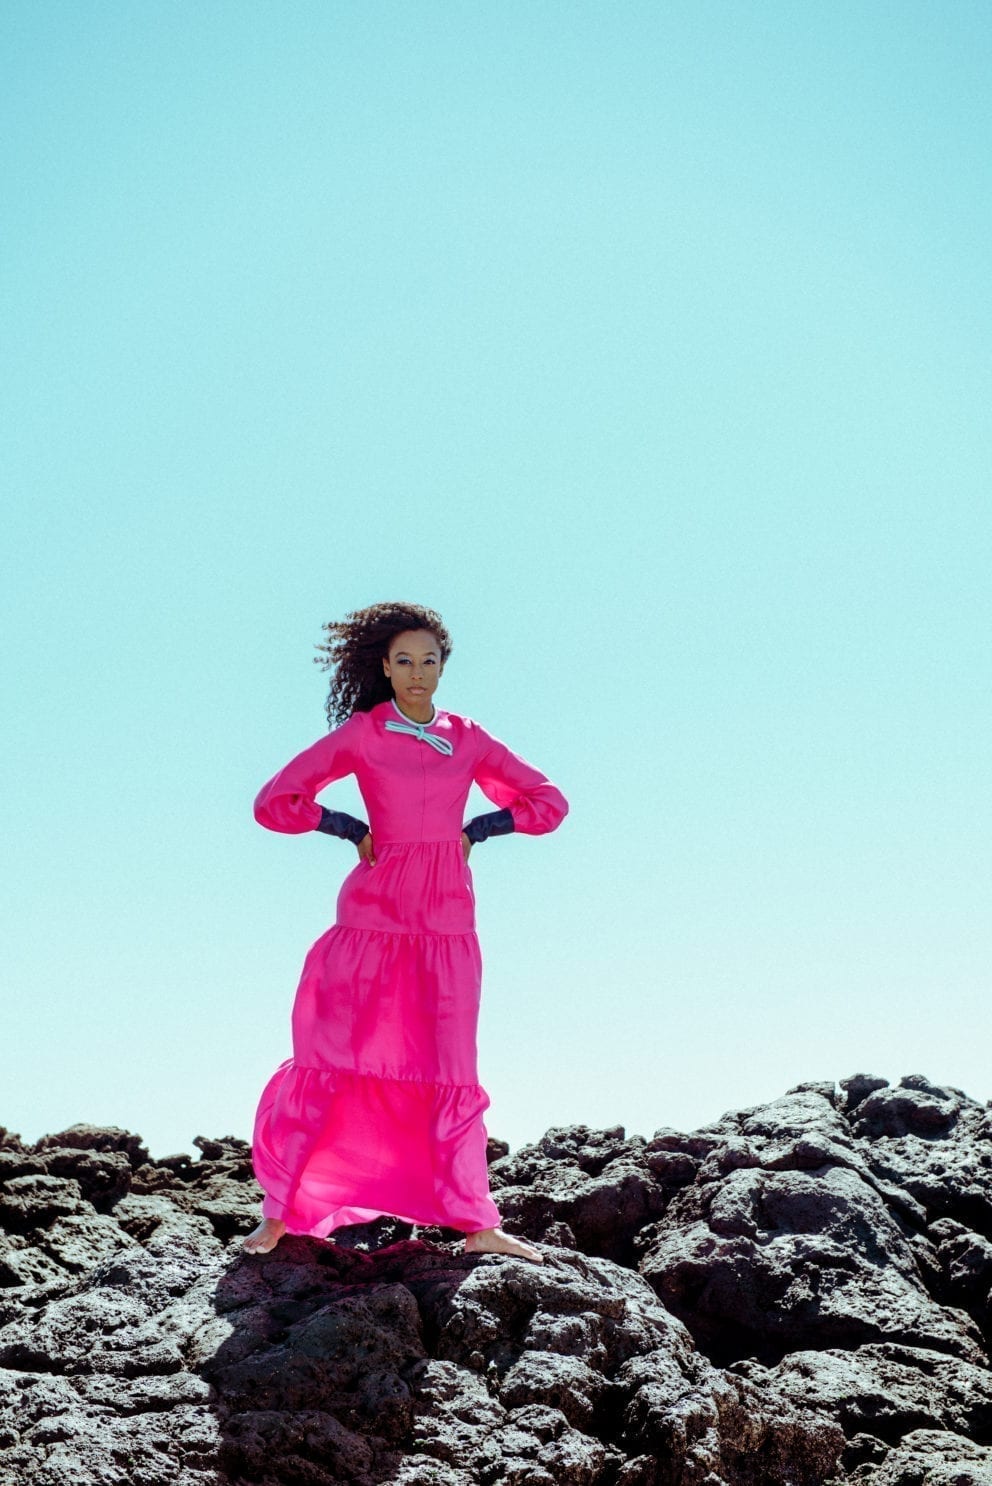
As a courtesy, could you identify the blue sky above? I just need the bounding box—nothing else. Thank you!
[2,1,989,1161]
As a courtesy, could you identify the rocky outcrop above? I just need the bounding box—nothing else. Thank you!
[1,1071,991,1484]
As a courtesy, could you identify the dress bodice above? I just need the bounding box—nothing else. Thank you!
[253,698,569,844]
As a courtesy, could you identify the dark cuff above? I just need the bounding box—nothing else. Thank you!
[462,808,515,844]
[315,807,370,844]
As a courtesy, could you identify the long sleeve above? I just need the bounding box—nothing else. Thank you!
[470,722,569,836]
[253,712,365,834]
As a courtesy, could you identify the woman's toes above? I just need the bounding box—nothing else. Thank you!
[242,1220,285,1254]
[463,1228,545,1263]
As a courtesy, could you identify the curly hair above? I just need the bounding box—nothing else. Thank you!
[313,601,454,729]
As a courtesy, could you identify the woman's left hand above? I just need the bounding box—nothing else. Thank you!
[461,831,473,863]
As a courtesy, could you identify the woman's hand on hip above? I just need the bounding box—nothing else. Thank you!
[461,831,473,863]
[357,832,377,868]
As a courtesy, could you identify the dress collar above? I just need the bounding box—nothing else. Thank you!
[390,695,438,727]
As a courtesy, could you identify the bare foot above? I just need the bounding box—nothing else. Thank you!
[242,1218,286,1254]
[464,1226,545,1263]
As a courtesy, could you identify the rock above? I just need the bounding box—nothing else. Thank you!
[838,1073,890,1113]
[850,1078,965,1139]
[730,1341,992,1440]
[639,1159,984,1366]
[485,1125,668,1268]
[34,1123,151,1168]
[0,1173,89,1232]
[0,1071,990,1482]
[36,1149,133,1210]
[844,1427,992,1484]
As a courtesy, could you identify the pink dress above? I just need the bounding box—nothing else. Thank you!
[249,696,569,1238]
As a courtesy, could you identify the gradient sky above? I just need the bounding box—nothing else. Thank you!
[2,1,989,1162]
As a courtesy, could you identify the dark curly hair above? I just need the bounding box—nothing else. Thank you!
[314,601,454,729]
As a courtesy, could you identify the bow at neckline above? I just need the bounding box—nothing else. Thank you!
[383,698,454,756]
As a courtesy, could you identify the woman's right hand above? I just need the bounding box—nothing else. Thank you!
[357,831,377,868]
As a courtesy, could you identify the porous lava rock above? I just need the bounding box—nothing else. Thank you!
[0,1070,990,1484]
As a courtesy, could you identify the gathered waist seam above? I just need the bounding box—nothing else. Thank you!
[368,836,464,846]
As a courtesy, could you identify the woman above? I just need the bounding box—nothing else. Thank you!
[242,601,569,1262]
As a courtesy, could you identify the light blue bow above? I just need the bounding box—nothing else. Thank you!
[384,719,454,755]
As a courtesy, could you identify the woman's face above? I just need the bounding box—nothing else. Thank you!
[382,629,444,713]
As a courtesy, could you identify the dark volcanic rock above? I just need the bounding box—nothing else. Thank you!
[1,1072,990,1483]
[634,1092,984,1368]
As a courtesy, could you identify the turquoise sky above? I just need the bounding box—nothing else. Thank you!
[3,2,989,1162]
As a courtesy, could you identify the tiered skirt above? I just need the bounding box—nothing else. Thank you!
[250,844,503,1238]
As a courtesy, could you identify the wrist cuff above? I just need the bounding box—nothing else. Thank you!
[462,808,515,843]
[315,807,370,844]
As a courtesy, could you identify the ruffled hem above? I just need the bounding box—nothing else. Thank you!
[251,1058,502,1238]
